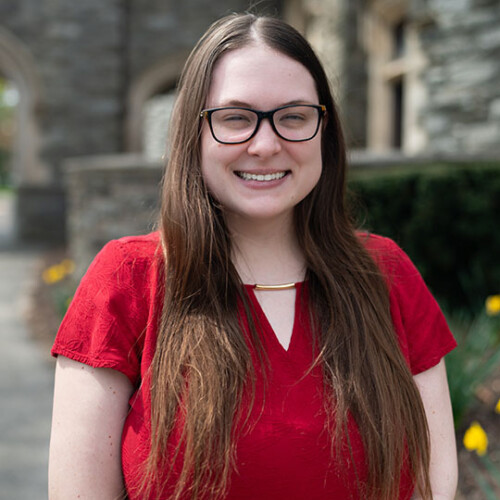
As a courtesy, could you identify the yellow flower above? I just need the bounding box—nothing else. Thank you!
[463,421,488,456]
[486,295,500,316]
[496,399,500,414]
[42,259,75,285]
[42,264,66,285]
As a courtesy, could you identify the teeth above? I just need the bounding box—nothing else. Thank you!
[237,171,287,181]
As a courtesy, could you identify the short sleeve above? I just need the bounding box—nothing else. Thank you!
[364,234,457,375]
[51,239,151,385]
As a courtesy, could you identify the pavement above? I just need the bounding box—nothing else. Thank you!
[0,191,54,500]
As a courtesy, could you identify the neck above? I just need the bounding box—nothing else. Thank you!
[226,212,306,285]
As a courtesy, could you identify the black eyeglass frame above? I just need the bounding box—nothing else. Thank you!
[200,104,327,145]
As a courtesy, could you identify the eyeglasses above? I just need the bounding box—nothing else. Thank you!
[200,104,326,144]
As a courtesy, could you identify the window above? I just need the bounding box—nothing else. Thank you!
[364,1,427,153]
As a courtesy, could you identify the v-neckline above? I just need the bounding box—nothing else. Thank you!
[243,282,305,355]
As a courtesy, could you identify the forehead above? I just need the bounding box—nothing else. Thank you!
[206,43,318,108]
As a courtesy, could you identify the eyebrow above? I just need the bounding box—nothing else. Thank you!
[217,99,317,108]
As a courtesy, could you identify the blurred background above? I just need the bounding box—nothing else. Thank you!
[0,0,499,498]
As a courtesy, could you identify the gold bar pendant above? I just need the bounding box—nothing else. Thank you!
[254,282,296,291]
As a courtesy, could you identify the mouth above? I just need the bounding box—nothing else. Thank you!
[235,171,289,182]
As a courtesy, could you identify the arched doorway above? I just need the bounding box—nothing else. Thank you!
[0,27,47,186]
[0,27,57,242]
[126,51,189,156]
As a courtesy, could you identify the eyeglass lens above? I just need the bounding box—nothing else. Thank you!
[210,105,321,143]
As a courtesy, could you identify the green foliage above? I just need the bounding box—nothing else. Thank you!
[466,458,500,500]
[444,310,500,427]
[0,148,10,187]
[348,162,500,312]
[42,259,77,318]
[51,284,75,318]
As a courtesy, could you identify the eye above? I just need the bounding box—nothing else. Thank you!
[212,109,255,129]
[280,112,306,122]
[277,111,309,129]
[276,106,317,130]
[223,114,251,123]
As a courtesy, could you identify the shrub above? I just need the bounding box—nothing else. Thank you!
[348,162,500,312]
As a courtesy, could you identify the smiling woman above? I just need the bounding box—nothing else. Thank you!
[49,13,458,500]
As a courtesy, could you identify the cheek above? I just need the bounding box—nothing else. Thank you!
[200,140,234,203]
[200,133,244,181]
[298,140,322,176]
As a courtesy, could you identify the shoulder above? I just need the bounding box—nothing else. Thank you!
[72,230,164,311]
[356,231,401,255]
[74,231,164,313]
[52,232,164,384]
[357,233,456,373]
[356,231,409,277]
[356,231,428,302]
[97,231,162,264]
[86,231,163,283]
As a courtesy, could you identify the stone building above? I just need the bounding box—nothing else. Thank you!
[0,0,499,266]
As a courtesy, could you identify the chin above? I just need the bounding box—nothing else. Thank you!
[229,206,294,223]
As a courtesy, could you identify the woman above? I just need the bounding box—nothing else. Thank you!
[49,13,458,500]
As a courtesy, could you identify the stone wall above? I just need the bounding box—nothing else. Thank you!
[419,0,500,155]
[15,185,66,241]
[65,154,162,277]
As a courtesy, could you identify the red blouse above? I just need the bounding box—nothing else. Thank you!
[51,232,456,499]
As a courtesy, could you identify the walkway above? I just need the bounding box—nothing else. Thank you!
[0,191,54,500]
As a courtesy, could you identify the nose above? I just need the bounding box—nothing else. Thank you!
[246,117,282,157]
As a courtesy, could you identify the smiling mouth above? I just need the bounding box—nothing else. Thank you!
[235,171,289,182]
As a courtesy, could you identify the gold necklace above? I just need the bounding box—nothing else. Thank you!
[253,282,296,291]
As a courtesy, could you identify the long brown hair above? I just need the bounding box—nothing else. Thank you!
[146,13,431,500]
